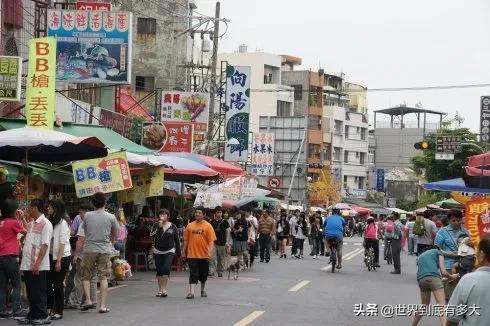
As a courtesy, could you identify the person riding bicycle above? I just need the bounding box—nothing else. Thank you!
[323,208,346,269]
[363,217,380,268]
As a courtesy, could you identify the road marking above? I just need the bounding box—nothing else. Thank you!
[288,280,310,292]
[233,310,265,326]
[345,248,364,261]
[321,248,362,271]
[354,243,363,246]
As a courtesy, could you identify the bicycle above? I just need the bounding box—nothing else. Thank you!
[364,247,376,271]
[327,238,340,273]
[385,239,393,265]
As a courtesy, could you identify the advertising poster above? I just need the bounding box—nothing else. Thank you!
[99,108,132,138]
[224,66,251,162]
[47,10,132,83]
[142,121,194,153]
[118,166,164,203]
[161,91,210,133]
[465,198,490,247]
[72,151,132,198]
[194,192,223,209]
[220,177,241,201]
[251,132,274,176]
[0,56,22,101]
[25,37,57,129]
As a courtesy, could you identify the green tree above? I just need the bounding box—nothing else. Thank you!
[411,128,480,182]
[416,191,446,209]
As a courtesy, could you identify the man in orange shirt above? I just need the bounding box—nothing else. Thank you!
[182,207,216,299]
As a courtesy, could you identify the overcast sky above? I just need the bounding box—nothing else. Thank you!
[196,0,490,131]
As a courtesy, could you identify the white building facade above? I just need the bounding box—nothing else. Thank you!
[323,74,370,198]
[218,48,294,134]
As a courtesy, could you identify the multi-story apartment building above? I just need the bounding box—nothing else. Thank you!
[323,73,370,199]
[218,47,294,134]
[281,56,327,192]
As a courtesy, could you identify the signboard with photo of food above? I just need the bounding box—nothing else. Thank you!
[142,122,194,153]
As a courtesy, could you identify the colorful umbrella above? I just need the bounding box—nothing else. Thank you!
[149,154,219,183]
[0,127,107,162]
[161,152,245,177]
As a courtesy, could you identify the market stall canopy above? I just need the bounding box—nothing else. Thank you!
[222,189,271,208]
[149,154,219,183]
[386,207,409,215]
[468,152,490,168]
[280,203,304,211]
[0,119,152,155]
[327,203,352,210]
[352,206,372,215]
[435,198,464,209]
[126,152,167,169]
[0,127,107,162]
[164,152,245,177]
[424,178,490,194]
[310,206,327,213]
[2,161,74,185]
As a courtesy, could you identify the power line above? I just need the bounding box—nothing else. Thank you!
[249,82,490,93]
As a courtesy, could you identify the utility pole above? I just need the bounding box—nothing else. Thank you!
[206,1,221,154]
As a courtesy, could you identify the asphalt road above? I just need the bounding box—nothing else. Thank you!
[3,237,443,326]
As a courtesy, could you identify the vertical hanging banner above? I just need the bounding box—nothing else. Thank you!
[251,132,274,176]
[0,56,22,101]
[465,198,490,247]
[481,96,490,142]
[47,10,132,83]
[26,37,57,129]
[224,66,251,162]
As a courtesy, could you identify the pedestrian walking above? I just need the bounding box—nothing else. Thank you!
[412,247,458,326]
[308,214,323,259]
[79,192,119,314]
[223,210,233,269]
[0,199,25,319]
[247,210,259,268]
[414,210,438,256]
[434,209,469,302]
[289,210,299,257]
[114,208,127,259]
[65,202,95,309]
[18,199,53,325]
[150,209,180,297]
[258,211,275,263]
[276,210,290,258]
[46,200,71,320]
[232,212,249,269]
[182,207,216,299]
[447,234,490,326]
[209,208,229,277]
[406,215,417,255]
[391,213,404,274]
[293,213,308,259]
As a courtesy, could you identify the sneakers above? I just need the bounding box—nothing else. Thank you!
[13,309,28,319]
[0,311,12,319]
[31,317,51,325]
[312,255,317,259]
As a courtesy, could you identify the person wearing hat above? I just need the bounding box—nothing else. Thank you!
[363,216,380,267]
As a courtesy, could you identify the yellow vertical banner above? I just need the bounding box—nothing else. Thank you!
[26,37,56,129]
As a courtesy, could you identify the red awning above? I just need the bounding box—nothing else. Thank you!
[116,88,153,121]
[197,154,245,177]
[468,152,490,168]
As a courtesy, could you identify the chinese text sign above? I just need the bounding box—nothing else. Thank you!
[142,122,194,153]
[465,198,490,248]
[160,91,210,133]
[481,96,490,142]
[0,56,22,101]
[224,66,250,162]
[72,151,132,198]
[47,10,132,84]
[251,132,274,176]
[26,37,56,129]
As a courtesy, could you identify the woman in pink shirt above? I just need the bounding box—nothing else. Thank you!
[363,217,380,267]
